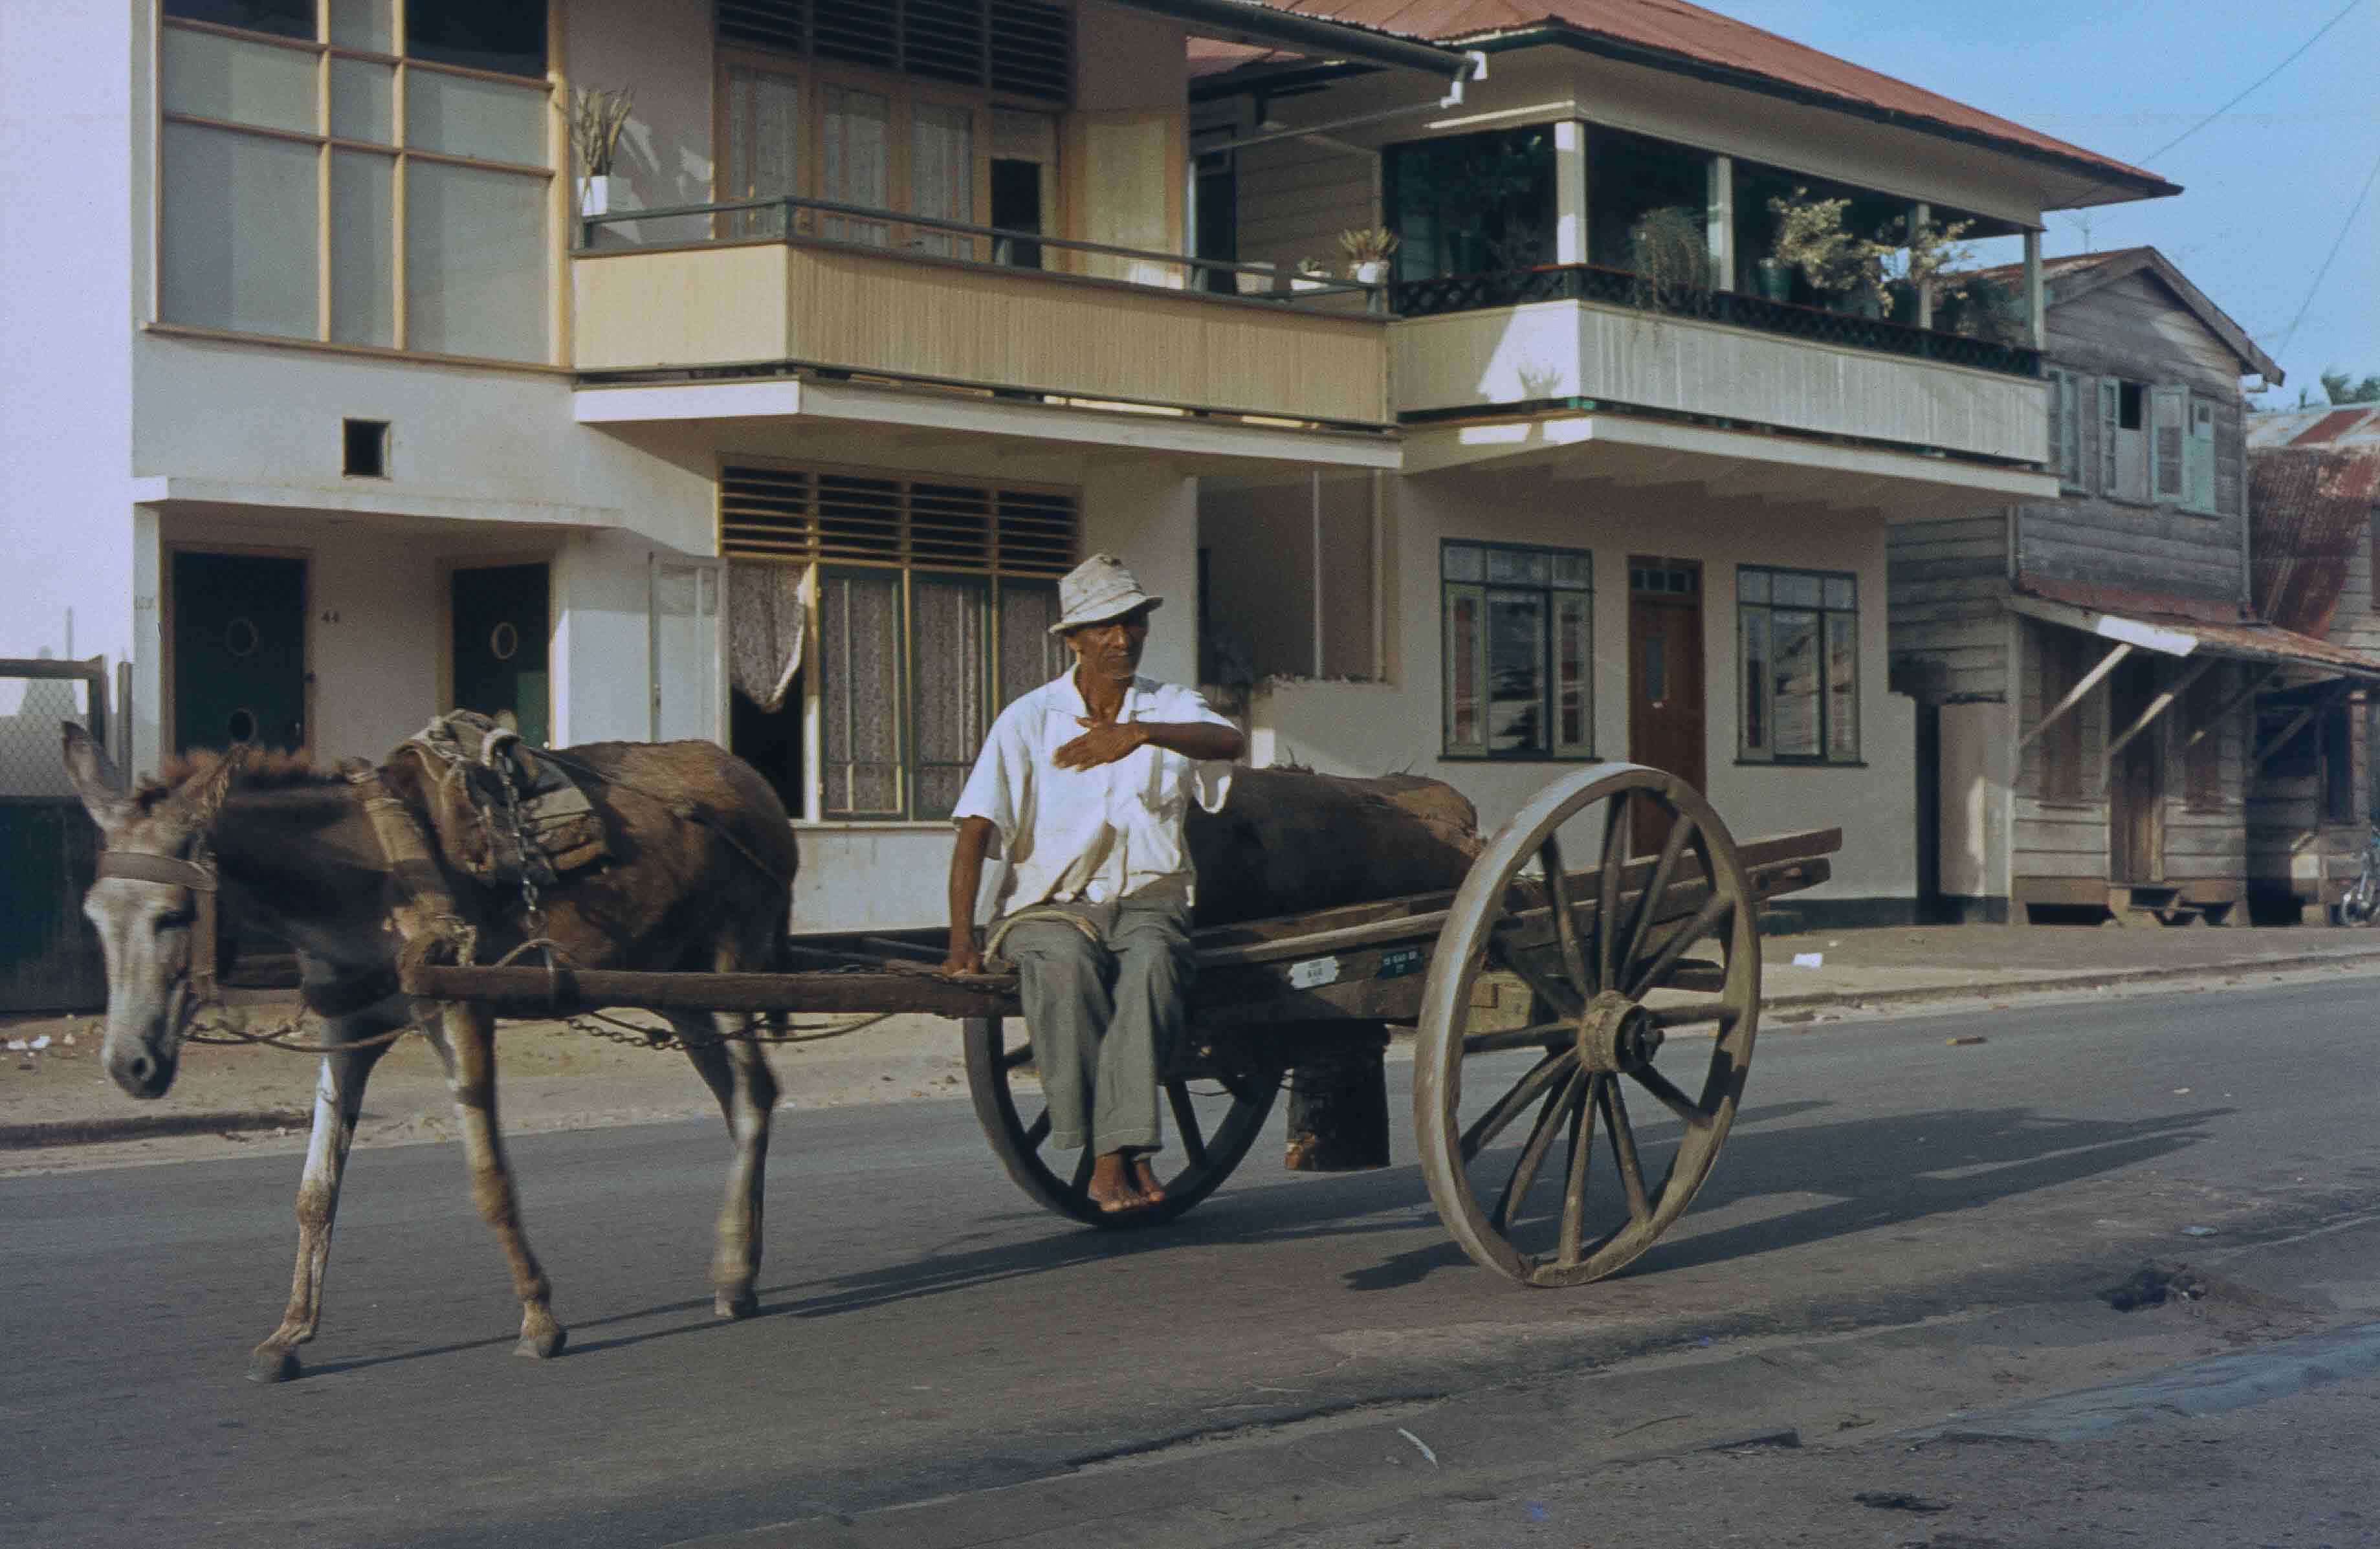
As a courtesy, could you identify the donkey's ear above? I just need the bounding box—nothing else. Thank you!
[61,723,132,833]
[162,747,245,838]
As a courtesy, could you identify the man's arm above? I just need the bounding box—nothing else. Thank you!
[942,816,997,974]
[1053,720,1246,769]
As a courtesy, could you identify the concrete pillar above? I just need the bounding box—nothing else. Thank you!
[1554,120,1587,265]
[1707,155,1735,288]
[2023,229,2046,348]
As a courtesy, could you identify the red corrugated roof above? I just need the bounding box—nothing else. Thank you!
[1192,1,2173,195]
[2014,575,2380,679]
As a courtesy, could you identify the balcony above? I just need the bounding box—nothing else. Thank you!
[1391,263,2049,468]
[571,198,1390,432]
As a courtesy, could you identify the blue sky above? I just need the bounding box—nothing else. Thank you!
[1724,0,2378,404]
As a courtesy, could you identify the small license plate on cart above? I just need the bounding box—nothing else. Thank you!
[1288,956,1341,989]
[1377,947,1425,980]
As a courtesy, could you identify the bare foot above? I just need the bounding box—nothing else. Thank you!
[1087,1150,1142,1213]
[1130,1154,1168,1205]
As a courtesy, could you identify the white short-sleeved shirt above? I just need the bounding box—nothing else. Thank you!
[953,671,1236,911]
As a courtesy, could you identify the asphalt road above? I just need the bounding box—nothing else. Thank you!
[6,978,2378,1548]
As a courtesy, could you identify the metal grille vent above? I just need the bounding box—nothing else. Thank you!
[722,464,1077,577]
[714,0,1070,102]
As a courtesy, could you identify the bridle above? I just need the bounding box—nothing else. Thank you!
[95,846,222,1005]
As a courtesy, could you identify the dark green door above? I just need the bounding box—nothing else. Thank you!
[172,551,307,754]
[451,564,550,745]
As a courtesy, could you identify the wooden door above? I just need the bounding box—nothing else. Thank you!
[1629,560,1705,852]
[451,564,551,746]
[2108,655,2164,882]
[171,551,307,753]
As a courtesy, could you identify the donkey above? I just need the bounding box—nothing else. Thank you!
[61,723,800,1383]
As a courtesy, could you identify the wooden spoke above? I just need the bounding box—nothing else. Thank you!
[1558,1073,1602,1264]
[1627,1062,1711,1129]
[1070,1146,1097,1194]
[1463,1020,1574,1056]
[1492,1068,1585,1231]
[1459,1049,1572,1162]
[1600,1075,1651,1224]
[1627,892,1735,1000]
[1539,832,1593,1000]
[1489,930,1583,1018]
[1596,791,1631,989]
[1622,813,1697,973]
[1165,1080,1209,1170]
[1002,1042,1035,1071]
[1022,1108,1052,1149]
[1644,1001,1736,1031]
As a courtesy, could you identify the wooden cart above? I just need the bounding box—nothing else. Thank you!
[402,765,1838,1288]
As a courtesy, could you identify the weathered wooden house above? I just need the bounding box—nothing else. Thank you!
[1888,247,2380,925]
[2245,406,2380,919]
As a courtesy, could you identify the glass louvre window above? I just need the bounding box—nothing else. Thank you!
[1739,567,1860,764]
[716,0,1074,104]
[156,1,553,363]
[1441,542,1592,759]
[721,463,1078,821]
[1385,126,1556,283]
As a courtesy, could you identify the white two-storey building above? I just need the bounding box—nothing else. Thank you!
[2,0,2177,937]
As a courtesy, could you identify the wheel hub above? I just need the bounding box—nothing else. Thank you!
[1574,989,1664,1073]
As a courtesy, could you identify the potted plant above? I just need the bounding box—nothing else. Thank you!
[1767,186,1888,317]
[1337,226,1401,285]
[1291,256,1332,292]
[1754,254,1794,303]
[1625,205,1712,307]
[569,84,634,219]
[1882,211,1976,326]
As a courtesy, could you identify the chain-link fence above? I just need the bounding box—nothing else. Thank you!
[1,659,110,1011]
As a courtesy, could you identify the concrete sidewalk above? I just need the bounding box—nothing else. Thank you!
[8,922,2380,1168]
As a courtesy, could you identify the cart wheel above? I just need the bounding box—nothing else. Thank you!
[963,1017,1280,1229]
[1415,763,1761,1286]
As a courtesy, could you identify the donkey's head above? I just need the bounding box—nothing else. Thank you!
[62,723,241,1098]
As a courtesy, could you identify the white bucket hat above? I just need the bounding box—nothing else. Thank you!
[1050,553,1163,634]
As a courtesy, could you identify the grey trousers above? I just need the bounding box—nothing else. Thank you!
[997,875,1195,1155]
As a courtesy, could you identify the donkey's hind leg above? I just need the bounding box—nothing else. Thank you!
[671,1010,779,1319]
[248,998,408,1384]
[424,1000,565,1359]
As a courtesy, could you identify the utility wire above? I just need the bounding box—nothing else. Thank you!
[2271,140,2380,359]
[2135,0,2365,165]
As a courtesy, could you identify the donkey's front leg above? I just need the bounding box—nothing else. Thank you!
[669,1011,778,1319]
[426,1001,564,1359]
[248,1002,406,1384]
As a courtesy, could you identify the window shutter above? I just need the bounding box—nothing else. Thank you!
[2097,377,2119,494]
[2150,385,2187,503]
[2047,368,2078,487]
[2185,396,2217,514]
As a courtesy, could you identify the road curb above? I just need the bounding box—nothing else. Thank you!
[1759,946,2380,1022]
[0,1108,311,1150]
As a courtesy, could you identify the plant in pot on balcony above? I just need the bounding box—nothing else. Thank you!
[1625,205,1713,311]
[1767,186,1889,319]
[1880,210,1976,327]
[570,84,634,219]
[1337,226,1401,285]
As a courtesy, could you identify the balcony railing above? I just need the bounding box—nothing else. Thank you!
[1391,263,2041,379]
[580,195,1380,307]
[570,196,1391,428]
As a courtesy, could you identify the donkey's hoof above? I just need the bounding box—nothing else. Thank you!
[247,1345,302,1385]
[514,1325,567,1360]
[716,1289,759,1320]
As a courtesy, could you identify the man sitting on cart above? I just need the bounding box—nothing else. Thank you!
[941,555,1246,1213]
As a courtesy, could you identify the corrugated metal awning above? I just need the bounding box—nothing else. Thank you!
[2007,579,2380,682]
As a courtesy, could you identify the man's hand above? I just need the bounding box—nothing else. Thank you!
[1053,716,1149,771]
[941,934,985,977]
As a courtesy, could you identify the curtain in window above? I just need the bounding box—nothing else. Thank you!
[725,65,802,238]
[1768,611,1821,758]
[822,85,892,245]
[728,561,810,714]
[910,578,990,818]
[997,581,1064,708]
[404,159,548,360]
[910,103,974,257]
[160,121,320,338]
[821,571,903,816]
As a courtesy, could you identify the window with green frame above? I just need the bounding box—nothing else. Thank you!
[1442,541,1593,759]
[1739,566,1859,764]
[722,463,1075,820]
